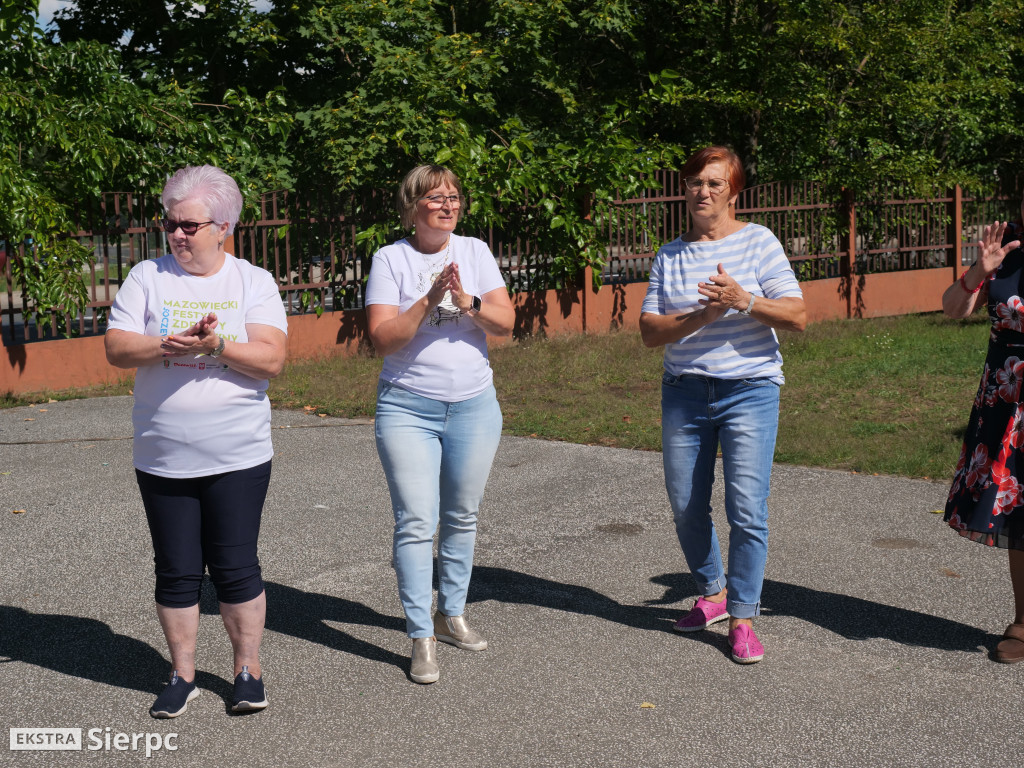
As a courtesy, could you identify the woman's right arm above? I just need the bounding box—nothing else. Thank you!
[104,329,167,368]
[366,301,433,357]
[942,263,990,319]
[638,248,730,347]
[639,307,726,348]
[367,264,453,357]
[943,221,1021,319]
[104,267,163,368]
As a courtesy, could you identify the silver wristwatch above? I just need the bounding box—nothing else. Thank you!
[739,294,756,316]
[209,335,226,357]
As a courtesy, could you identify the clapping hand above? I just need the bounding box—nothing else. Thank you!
[697,263,746,322]
[426,264,456,308]
[449,263,474,313]
[160,312,220,356]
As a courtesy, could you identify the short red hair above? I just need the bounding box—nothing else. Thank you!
[679,146,745,194]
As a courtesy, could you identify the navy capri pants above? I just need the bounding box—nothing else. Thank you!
[135,460,272,608]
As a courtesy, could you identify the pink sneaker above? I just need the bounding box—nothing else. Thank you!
[672,596,729,633]
[729,624,764,664]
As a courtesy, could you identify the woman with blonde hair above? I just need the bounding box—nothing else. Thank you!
[366,165,515,683]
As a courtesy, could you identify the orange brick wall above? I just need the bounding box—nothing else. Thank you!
[0,267,956,395]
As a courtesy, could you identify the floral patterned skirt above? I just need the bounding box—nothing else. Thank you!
[944,342,1024,550]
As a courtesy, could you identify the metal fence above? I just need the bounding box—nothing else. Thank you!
[234,191,560,313]
[604,174,848,282]
[603,173,1020,284]
[1,193,166,343]
[233,189,389,316]
[1,178,1019,344]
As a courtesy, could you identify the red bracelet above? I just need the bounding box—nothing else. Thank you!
[959,271,983,294]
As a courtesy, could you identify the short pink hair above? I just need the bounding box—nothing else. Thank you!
[162,165,243,235]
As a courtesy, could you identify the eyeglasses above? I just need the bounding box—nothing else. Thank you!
[161,219,215,235]
[683,177,730,195]
[420,194,465,209]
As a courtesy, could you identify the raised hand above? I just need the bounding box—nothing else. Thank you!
[977,221,1021,277]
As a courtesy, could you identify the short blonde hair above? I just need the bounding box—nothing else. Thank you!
[396,165,463,230]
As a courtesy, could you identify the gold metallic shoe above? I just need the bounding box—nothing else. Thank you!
[433,611,488,651]
[410,637,439,684]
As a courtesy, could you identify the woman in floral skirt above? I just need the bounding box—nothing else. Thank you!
[943,200,1024,662]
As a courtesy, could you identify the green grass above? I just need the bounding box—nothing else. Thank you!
[265,353,384,419]
[3,312,991,479]
[491,333,666,450]
[267,312,988,478]
[775,313,987,479]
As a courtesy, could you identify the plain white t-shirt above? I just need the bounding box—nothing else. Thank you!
[107,253,288,478]
[364,234,507,401]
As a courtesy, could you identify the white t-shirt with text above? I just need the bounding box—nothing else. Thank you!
[107,254,288,478]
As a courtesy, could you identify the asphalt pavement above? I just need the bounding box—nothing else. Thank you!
[1,396,1022,767]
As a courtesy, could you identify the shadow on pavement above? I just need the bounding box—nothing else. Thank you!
[0,567,996,698]
[469,565,687,632]
[202,581,408,671]
[649,572,997,654]
[0,580,409,696]
[0,605,176,695]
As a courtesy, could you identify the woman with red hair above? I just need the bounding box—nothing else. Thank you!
[640,146,806,664]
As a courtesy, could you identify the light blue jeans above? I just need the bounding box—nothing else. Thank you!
[661,373,780,619]
[374,381,503,638]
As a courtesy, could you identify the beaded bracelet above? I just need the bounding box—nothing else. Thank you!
[959,270,983,294]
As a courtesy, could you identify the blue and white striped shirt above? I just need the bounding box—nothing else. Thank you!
[641,223,802,384]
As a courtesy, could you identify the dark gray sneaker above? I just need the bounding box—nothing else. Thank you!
[231,666,268,712]
[150,671,199,719]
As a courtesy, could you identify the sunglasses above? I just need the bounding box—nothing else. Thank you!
[161,219,215,235]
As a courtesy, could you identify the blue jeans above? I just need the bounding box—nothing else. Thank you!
[374,381,503,638]
[661,373,780,619]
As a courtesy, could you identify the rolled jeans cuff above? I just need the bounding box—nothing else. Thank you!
[726,600,761,620]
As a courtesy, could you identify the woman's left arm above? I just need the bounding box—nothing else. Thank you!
[450,263,515,337]
[218,324,288,379]
[737,295,806,333]
[466,287,515,337]
[699,262,807,333]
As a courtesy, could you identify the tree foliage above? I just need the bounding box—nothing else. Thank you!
[51,1,1024,195]
[1,1,290,328]
[642,0,1024,195]
[6,0,1024,319]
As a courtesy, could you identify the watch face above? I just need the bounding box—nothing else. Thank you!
[472,296,482,311]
